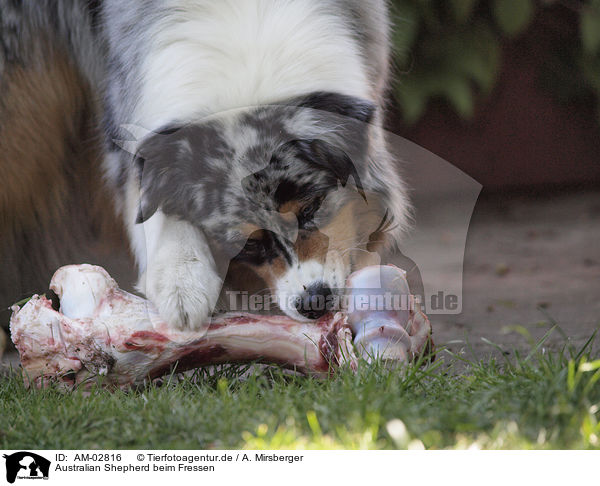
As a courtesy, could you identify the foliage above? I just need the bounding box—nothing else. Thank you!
[391,0,600,124]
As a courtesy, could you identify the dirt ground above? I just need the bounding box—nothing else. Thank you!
[2,189,599,368]
[418,189,600,360]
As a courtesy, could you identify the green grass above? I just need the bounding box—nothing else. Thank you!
[1,330,600,450]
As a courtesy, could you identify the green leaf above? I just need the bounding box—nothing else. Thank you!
[450,26,501,94]
[581,6,600,54]
[395,79,429,124]
[493,0,535,37]
[442,76,475,118]
[449,0,479,23]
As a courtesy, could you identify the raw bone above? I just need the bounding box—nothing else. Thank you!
[346,265,432,363]
[9,265,354,388]
[9,264,431,388]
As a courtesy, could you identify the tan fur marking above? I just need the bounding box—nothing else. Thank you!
[309,197,387,269]
[239,224,264,240]
[279,200,302,214]
[226,256,287,295]
[295,229,330,262]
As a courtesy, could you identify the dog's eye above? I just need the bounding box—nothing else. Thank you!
[238,238,263,258]
[299,197,324,225]
[244,238,261,250]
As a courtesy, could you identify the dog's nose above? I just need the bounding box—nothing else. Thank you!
[295,282,333,320]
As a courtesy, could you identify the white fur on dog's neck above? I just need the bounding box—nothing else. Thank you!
[132,0,372,128]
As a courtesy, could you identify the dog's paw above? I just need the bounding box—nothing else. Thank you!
[141,258,222,332]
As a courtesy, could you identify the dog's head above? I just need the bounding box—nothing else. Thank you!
[134,92,408,320]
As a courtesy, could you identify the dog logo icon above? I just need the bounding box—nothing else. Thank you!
[3,452,51,483]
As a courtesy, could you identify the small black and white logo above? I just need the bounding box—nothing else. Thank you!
[3,452,50,483]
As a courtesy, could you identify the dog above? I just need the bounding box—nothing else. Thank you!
[0,0,410,330]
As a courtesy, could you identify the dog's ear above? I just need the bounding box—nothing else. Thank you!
[134,125,184,224]
[294,92,375,188]
[297,91,376,124]
[135,153,160,224]
[290,139,366,198]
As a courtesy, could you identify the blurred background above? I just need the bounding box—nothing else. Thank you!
[386,0,600,190]
[382,0,600,357]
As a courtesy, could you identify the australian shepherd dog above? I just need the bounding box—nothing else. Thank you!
[0,0,409,329]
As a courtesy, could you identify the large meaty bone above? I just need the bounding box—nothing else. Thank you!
[10,265,355,388]
[10,263,433,389]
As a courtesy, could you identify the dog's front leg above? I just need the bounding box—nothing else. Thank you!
[134,212,222,331]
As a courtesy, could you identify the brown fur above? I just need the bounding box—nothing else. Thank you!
[239,224,264,240]
[295,229,330,262]
[227,256,287,296]
[319,196,388,268]
[0,45,131,327]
